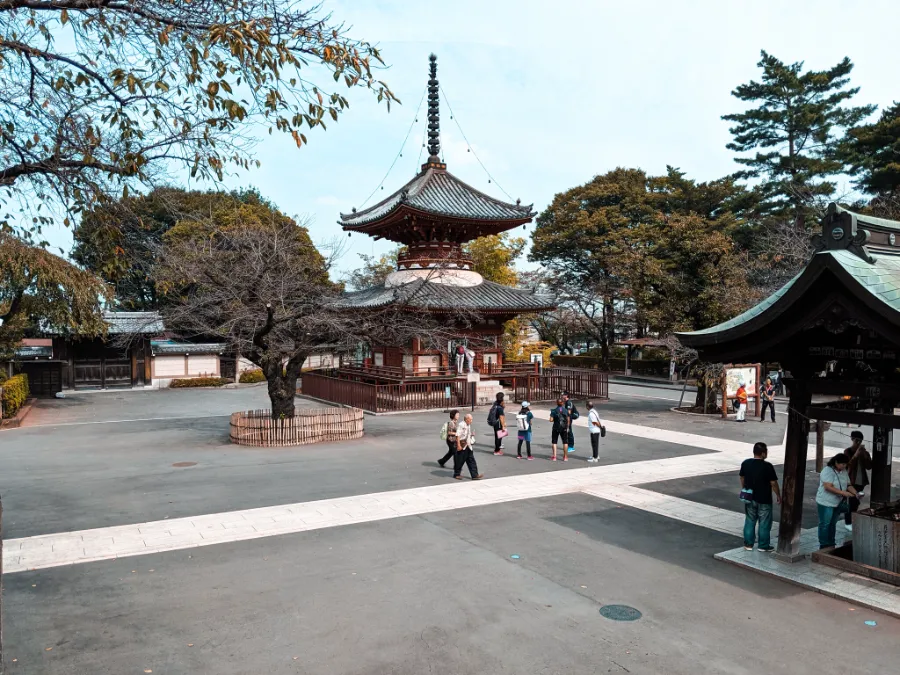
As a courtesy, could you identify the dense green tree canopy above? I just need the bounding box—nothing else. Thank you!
[723,51,875,228]
[0,232,108,358]
[73,187,269,309]
[531,167,755,355]
[0,1,396,233]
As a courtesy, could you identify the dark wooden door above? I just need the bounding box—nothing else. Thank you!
[103,357,132,387]
[21,362,63,397]
[74,359,103,388]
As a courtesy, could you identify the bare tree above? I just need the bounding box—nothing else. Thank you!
[156,212,480,417]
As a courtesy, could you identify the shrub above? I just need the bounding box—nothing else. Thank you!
[170,376,230,388]
[1,373,30,417]
[239,368,266,384]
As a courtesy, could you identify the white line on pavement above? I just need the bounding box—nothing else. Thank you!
[6,414,232,430]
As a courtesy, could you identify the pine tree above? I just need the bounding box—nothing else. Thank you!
[841,102,900,198]
[723,51,875,228]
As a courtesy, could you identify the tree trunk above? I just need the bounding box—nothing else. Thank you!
[693,380,718,413]
[263,353,307,419]
[267,374,297,419]
[263,360,297,419]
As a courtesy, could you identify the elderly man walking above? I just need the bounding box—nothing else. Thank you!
[454,413,484,480]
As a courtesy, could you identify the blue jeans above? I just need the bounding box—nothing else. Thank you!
[743,502,773,548]
[817,502,847,548]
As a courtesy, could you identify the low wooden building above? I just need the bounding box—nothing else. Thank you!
[12,311,227,391]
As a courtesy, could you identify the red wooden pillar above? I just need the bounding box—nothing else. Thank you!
[777,381,812,559]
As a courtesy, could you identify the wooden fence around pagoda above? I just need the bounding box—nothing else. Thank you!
[230,407,364,447]
[298,367,608,414]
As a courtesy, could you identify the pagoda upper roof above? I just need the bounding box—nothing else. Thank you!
[339,164,535,233]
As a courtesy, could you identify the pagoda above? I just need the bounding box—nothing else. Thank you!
[338,54,555,374]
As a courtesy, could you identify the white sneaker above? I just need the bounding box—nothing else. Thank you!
[586,457,597,463]
[844,523,853,532]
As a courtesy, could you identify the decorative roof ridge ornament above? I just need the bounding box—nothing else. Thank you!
[422,54,447,172]
[812,202,875,264]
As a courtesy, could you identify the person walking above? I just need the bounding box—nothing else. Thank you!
[844,430,872,532]
[586,400,603,463]
[454,413,483,480]
[735,381,748,422]
[549,397,569,461]
[455,344,466,374]
[776,369,785,396]
[437,409,460,468]
[816,453,855,548]
[739,442,781,552]
[759,378,776,423]
[516,402,534,460]
[492,399,507,455]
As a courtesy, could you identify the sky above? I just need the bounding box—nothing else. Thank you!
[44,0,900,277]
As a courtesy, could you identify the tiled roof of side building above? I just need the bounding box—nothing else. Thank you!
[150,341,226,355]
[337,279,556,312]
[340,168,534,228]
[103,311,165,334]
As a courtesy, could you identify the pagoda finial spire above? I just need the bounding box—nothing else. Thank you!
[426,53,441,163]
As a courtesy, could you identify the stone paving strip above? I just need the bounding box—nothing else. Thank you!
[1,419,843,575]
[4,445,746,574]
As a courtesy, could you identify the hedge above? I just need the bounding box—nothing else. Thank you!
[239,369,266,384]
[170,377,230,388]
[1,373,30,417]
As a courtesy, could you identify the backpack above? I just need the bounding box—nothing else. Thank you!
[487,404,498,428]
[569,405,580,421]
[516,413,529,431]
[440,422,449,441]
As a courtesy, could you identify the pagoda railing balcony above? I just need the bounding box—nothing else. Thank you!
[396,250,474,270]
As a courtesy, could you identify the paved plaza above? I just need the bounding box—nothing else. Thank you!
[2,383,899,673]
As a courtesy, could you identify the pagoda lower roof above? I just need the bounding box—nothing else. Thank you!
[337,278,555,314]
[340,165,535,233]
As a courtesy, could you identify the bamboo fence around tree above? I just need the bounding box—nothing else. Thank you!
[229,408,364,447]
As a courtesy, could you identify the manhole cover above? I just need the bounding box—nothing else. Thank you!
[172,462,197,468]
[599,605,642,621]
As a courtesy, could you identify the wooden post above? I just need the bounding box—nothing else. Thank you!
[754,364,762,418]
[815,420,825,473]
[870,400,895,506]
[777,382,812,559]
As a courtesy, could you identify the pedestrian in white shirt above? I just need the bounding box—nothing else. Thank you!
[587,401,604,463]
[454,414,484,480]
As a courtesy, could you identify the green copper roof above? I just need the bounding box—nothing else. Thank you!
[831,248,900,308]
[678,203,900,350]
[679,249,900,344]
[832,203,900,232]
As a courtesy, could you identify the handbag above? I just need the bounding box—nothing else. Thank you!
[497,429,509,439]
[600,425,607,438]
